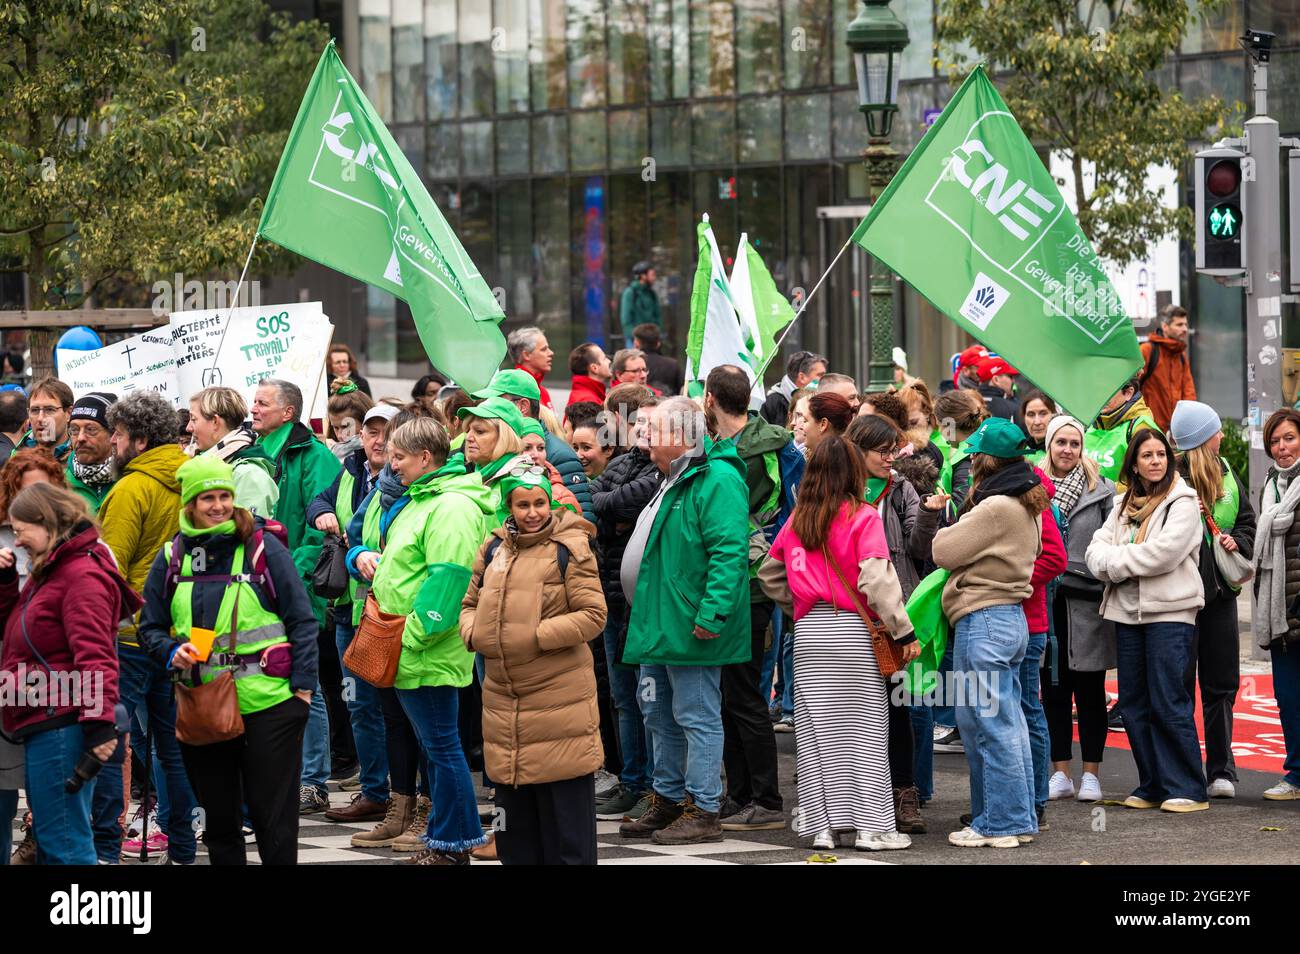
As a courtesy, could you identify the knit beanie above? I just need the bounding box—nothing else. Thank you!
[1170,400,1221,452]
[177,454,236,505]
[69,392,117,426]
[1044,414,1088,450]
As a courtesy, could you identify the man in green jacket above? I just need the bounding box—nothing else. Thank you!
[619,261,661,346]
[618,396,750,847]
[65,391,118,513]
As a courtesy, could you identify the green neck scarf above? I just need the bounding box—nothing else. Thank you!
[478,452,517,483]
[257,421,295,460]
[865,476,891,507]
[180,511,236,538]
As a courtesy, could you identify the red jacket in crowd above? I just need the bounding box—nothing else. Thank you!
[0,523,140,743]
[567,375,608,411]
[1023,469,1067,634]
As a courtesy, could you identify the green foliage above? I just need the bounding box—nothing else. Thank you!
[935,0,1237,267]
[1219,416,1250,487]
[0,0,329,308]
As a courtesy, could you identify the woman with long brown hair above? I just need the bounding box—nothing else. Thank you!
[801,392,855,456]
[758,436,918,852]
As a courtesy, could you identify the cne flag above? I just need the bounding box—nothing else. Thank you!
[258,41,506,392]
[685,215,758,398]
[850,66,1141,423]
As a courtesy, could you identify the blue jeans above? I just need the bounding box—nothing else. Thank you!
[758,608,794,719]
[639,664,724,813]
[1116,622,1207,802]
[603,610,652,794]
[910,705,934,802]
[89,729,128,862]
[0,787,18,864]
[1273,642,1300,787]
[336,620,389,802]
[1020,632,1049,811]
[24,724,96,864]
[953,604,1037,837]
[396,685,487,852]
[116,645,198,862]
[300,683,331,792]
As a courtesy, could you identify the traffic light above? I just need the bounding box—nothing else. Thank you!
[1196,146,1246,276]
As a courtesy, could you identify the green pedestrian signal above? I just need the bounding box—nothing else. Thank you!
[1208,202,1241,239]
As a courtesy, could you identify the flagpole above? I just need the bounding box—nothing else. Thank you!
[755,234,854,381]
[209,231,260,374]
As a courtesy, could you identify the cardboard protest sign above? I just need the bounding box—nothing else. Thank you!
[56,329,181,407]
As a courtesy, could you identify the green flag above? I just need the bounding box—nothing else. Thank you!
[258,41,506,392]
[685,215,756,398]
[851,67,1141,422]
[730,233,795,369]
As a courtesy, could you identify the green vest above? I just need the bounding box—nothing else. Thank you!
[939,443,970,497]
[168,542,292,715]
[1210,464,1240,533]
[930,429,952,466]
[1084,415,1157,483]
[336,468,367,625]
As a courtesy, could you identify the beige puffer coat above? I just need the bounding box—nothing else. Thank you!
[460,508,607,786]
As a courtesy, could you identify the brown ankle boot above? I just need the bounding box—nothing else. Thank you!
[895,785,926,834]
[618,793,683,839]
[391,795,432,852]
[651,802,723,845]
[350,792,413,848]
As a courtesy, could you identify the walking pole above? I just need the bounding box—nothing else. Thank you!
[138,719,153,863]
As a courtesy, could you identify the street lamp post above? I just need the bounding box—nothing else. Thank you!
[847,0,909,393]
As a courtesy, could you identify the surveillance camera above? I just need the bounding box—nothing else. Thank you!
[1241,29,1275,62]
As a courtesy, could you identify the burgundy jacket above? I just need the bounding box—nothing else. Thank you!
[0,523,140,743]
[1023,470,1067,634]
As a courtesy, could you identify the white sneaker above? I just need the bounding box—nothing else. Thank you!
[593,768,619,798]
[1048,771,1075,801]
[948,826,1019,849]
[811,829,836,850]
[1160,798,1209,813]
[1263,779,1300,800]
[1076,772,1102,802]
[1207,778,1236,799]
[855,830,911,851]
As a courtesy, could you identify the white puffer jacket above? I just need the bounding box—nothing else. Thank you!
[1085,477,1206,626]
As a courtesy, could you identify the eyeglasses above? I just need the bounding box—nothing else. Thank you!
[870,446,898,459]
[29,405,64,417]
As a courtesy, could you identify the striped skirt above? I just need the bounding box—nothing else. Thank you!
[793,602,895,836]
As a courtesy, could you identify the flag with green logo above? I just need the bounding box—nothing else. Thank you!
[851,66,1142,423]
[685,215,757,398]
[730,233,795,370]
[258,41,506,392]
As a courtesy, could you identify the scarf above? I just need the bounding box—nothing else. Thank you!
[377,464,407,511]
[1122,473,1178,545]
[206,426,256,464]
[179,512,236,537]
[1051,464,1088,517]
[71,454,115,488]
[865,475,892,507]
[968,460,1040,508]
[1254,458,1300,647]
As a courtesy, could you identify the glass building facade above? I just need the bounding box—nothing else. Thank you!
[272,0,1300,414]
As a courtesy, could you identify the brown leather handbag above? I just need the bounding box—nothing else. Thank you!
[823,546,905,678]
[344,592,406,688]
[174,589,246,745]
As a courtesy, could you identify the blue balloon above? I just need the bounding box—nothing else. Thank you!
[56,326,102,352]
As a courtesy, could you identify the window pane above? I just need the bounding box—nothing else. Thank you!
[532,114,568,173]
[648,171,693,346]
[462,120,494,175]
[571,176,610,347]
[737,168,783,271]
[832,88,862,159]
[610,108,649,169]
[692,169,738,266]
[651,104,691,167]
[650,0,691,101]
[571,111,608,171]
[1182,0,1246,53]
[361,0,393,122]
[1268,50,1300,141]
[609,174,651,345]
[738,96,782,163]
[692,101,735,165]
[460,182,495,302]
[736,0,780,94]
[782,0,830,89]
[1251,0,1300,47]
[529,0,568,110]
[784,92,830,160]
[459,1,493,117]
[691,1,735,97]
[393,125,425,174]
[497,117,530,175]
[365,286,399,377]
[568,0,607,108]
[533,179,571,340]
[494,0,530,113]
[428,122,460,178]
[392,0,424,123]
[608,1,652,105]
[497,180,534,320]
[1180,56,1246,138]
[424,0,458,120]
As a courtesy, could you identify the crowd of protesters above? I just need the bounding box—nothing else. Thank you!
[1,303,1297,866]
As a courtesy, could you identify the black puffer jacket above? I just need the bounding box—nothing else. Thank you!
[590,447,664,614]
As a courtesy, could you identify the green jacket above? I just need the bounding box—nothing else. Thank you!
[64,460,115,514]
[619,281,661,343]
[229,445,280,519]
[625,438,752,667]
[368,466,495,690]
[259,421,342,624]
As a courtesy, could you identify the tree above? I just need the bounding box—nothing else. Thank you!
[0,0,329,309]
[936,0,1235,267]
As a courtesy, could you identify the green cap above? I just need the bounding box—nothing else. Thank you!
[499,463,554,507]
[519,417,546,440]
[177,454,237,506]
[457,395,527,437]
[964,417,1031,459]
[472,369,540,402]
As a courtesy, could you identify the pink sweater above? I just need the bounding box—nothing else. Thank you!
[768,501,891,621]
[1024,469,1067,633]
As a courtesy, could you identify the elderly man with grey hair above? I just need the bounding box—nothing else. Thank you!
[508,326,555,411]
[617,396,752,846]
[251,378,342,813]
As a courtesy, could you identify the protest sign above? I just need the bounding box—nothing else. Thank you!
[56,329,181,407]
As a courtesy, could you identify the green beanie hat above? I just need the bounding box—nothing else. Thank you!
[499,463,554,507]
[178,454,237,506]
